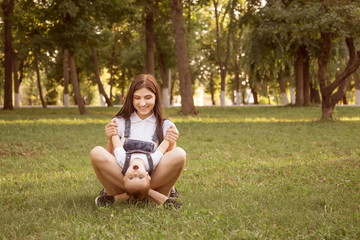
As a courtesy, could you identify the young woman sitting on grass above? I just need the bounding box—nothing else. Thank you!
[90,74,186,207]
[95,130,175,205]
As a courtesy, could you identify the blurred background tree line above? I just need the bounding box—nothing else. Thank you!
[1,0,360,119]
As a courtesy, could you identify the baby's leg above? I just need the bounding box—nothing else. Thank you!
[147,189,182,209]
[147,189,168,204]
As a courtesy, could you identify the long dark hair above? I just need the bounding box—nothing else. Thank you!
[116,74,164,143]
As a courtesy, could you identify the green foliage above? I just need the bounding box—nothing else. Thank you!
[241,0,360,100]
[3,0,360,107]
[1,107,360,239]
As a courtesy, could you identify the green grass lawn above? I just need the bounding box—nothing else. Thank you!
[1,106,359,239]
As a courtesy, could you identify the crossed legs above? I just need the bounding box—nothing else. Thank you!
[90,146,186,203]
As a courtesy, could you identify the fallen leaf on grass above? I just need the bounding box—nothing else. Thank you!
[0,151,11,155]
[0,151,31,156]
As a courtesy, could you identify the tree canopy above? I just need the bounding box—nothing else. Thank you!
[1,0,360,118]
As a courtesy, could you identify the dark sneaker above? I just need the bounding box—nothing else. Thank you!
[163,198,182,209]
[169,187,179,198]
[95,195,115,207]
[99,188,107,196]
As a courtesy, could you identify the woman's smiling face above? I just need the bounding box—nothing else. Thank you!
[133,87,156,119]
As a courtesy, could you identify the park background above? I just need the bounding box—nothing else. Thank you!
[1,0,360,119]
[1,0,360,239]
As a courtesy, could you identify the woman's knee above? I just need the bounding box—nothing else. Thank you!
[90,146,107,164]
[170,147,186,166]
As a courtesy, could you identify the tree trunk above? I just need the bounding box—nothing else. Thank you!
[109,39,117,102]
[277,69,289,105]
[251,87,258,104]
[234,55,240,105]
[295,45,305,106]
[231,91,235,105]
[91,46,113,107]
[318,34,360,119]
[354,71,360,106]
[209,72,216,105]
[342,94,347,105]
[289,74,296,104]
[28,71,35,105]
[170,72,175,105]
[155,36,170,108]
[34,51,47,108]
[119,70,126,105]
[242,88,246,104]
[214,0,233,107]
[13,50,20,108]
[69,53,87,115]
[303,47,310,106]
[2,0,15,110]
[154,1,170,107]
[171,0,197,115]
[161,69,171,108]
[145,3,155,76]
[310,82,321,104]
[63,49,70,107]
[109,64,114,102]
[249,63,258,104]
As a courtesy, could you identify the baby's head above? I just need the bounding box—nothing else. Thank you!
[124,161,151,200]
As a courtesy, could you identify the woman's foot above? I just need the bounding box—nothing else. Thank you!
[163,198,182,209]
[99,188,107,196]
[169,187,179,198]
[95,195,114,207]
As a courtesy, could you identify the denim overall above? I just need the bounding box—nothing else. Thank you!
[121,118,158,176]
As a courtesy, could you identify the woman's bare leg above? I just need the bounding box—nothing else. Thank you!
[90,146,125,196]
[150,147,186,196]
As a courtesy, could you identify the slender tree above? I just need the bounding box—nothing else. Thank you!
[303,47,310,106]
[108,42,116,102]
[12,51,19,107]
[233,54,240,105]
[171,0,196,115]
[34,50,47,108]
[144,1,155,76]
[69,53,87,115]
[156,41,170,107]
[91,46,113,106]
[2,0,15,110]
[63,49,70,107]
[277,68,289,105]
[232,25,243,106]
[354,71,360,106]
[294,45,305,106]
[213,0,234,106]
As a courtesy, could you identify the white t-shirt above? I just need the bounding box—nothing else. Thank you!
[114,147,164,172]
[112,112,178,170]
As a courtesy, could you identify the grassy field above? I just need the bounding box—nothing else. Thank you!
[0,106,359,239]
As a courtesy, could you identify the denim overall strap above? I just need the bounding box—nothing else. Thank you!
[124,118,131,139]
[121,152,132,176]
[146,153,154,176]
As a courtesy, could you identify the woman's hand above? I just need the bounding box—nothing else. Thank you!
[165,125,179,144]
[105,120,118,139]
